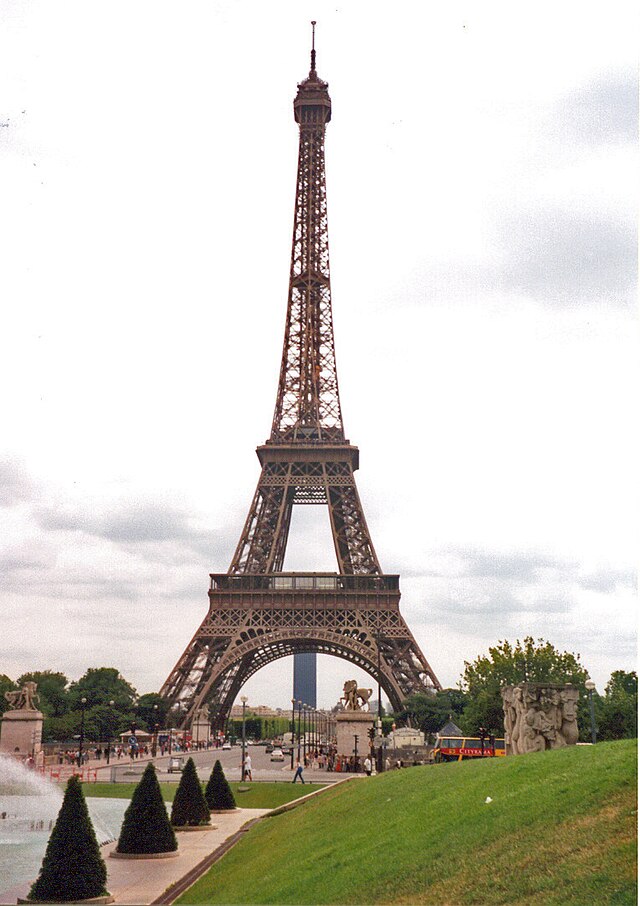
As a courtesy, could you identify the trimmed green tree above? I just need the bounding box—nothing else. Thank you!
[170,757,211,827]
[29,775,109,902]
[205,759,236,811]
[116,762,177,854]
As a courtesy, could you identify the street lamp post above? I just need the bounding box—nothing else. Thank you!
[290,699,296,770]
[241,696,248,781]
[78,697,87,768]
[303,705,308,765]
[106,700,114,765]
[296,700,302,764]
[353,734,359,771]
[151,704,159,758]
[585,680,598,745]
[376,632,384,772]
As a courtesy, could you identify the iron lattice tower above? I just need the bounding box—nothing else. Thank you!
[161,28,441,729]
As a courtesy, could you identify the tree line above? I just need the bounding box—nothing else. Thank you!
[394,637,637,743]
[1,637,636,744]
[0,667,168,744]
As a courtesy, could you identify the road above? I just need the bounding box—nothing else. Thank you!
[101,743,341,784]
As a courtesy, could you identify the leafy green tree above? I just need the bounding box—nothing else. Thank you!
[86,702,125,743]
[116,763,177,854]
[228,716,291,740]
[606,670,638,698]
[395,689,469,739]
[28,775,109,902]
[461,637,589,736]
[135,692,170,733]
[170,757,211,827]
[0,674,16,717]
[205,760,236,811]
[67,666,137,711]
[598,671,637,740]
[42,713,78,743]
[17,670,69,717]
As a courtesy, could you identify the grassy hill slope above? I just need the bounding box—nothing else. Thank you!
[177,739,637,905]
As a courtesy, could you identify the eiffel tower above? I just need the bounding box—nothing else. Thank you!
[161,26,441,730]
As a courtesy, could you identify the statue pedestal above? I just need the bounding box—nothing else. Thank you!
[191,717,211,746]
[335,711,374,758]
[0,709,44,758]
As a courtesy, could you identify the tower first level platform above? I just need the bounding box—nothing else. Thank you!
[160,572,441,730]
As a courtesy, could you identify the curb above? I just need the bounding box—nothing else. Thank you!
[265,778,350,816]
[109,850,180,860]
[149,819,261,905]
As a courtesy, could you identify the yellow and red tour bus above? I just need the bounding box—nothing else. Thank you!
[433,736,506,762]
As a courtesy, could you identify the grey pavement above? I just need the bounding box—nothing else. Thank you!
[95,745,344,784]
[105,807,270,905]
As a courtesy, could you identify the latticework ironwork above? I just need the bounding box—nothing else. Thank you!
[161,29,441,730]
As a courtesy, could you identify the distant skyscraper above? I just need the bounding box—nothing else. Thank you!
[293,653,317,708]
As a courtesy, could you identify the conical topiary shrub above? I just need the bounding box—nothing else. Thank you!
[116,762,177,854]
[28,775,109,903]
[205,759,237,811]
[170,757,211,827]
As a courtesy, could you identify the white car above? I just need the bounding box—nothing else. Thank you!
[270,747,285,761]
[221,741,232,750]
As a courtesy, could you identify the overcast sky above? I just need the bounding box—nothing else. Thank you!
[1,1,637,710]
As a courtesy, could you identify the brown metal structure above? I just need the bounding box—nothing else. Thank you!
[161,28,441,730]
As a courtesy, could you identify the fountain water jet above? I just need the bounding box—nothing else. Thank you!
[0,754,125,898]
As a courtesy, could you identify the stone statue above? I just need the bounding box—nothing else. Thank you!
[501,683,579,755]
[4,681,40,712]
[195,703,210,721]
[341,680,373,711]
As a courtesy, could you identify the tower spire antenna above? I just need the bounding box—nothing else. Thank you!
[310,20,316,74]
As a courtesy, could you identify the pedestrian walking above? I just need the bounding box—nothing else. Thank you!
[292,759,305,784]
[244,753,253,781]
[364,755,372,776]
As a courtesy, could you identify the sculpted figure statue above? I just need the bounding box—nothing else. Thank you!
[559,685,580,746]
[502,685,517,755]
[4,681,40,711]
[341,680,373,711]
[196,703,210,721]
[501,683,579,754]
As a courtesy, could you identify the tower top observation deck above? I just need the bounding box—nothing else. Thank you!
[294,21,331,125]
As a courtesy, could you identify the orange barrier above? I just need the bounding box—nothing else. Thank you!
[47,767,98,783]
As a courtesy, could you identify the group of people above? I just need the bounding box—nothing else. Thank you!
[238,747,378,783]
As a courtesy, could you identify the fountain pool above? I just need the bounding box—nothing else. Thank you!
[0,755,128,898]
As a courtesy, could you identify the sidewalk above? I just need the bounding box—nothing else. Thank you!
[106,808,269,905]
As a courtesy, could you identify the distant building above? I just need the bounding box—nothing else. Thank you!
[388,727,426,748]
[228,704,287,718]
[293,652,317,708]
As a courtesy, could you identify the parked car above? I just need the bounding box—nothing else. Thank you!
[221,741,232,750]
[167,756,184,773]
[265,743,274,754]
[270,748,285,762]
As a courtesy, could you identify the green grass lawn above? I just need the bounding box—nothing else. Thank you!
[84,781,326,810]
[176,740,637,905]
